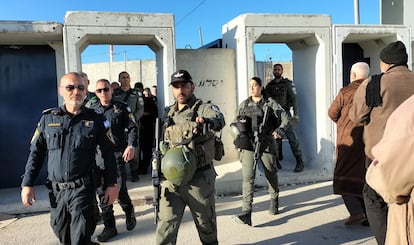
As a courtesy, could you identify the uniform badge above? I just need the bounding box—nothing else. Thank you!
[30,123,40,143]
[106,129,115,144]
[103,119,111,129]
[94,107,104,114]
[83,120,94,128]
[47,123,62,127]
[128,113,136,124]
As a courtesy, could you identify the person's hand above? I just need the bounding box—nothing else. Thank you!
[103,186,118,205]
[272,131,282,139]
[21,186,36,206]
[273,128,285,139]
[195,117,205,124]
[123,146,135,162]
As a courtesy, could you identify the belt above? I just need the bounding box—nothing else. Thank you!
[53,176,91,191]
[196,164,212,172]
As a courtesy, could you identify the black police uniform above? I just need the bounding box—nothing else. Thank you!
[139,95,158,174]
[113,87,144,180]
[21,105,117,245]
[89,100,138,233]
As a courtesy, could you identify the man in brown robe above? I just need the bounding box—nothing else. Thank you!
[328,62,370,226]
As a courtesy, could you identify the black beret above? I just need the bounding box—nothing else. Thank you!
[380,41,408,65]
[170,70,193,85]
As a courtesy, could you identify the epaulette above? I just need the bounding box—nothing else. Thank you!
[112,99,128,107]
[42,107,61,115]
[130,88,141,95]
[83,106,103,115]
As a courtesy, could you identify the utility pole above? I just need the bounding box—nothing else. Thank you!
[354,0,360,24]
[109,44,114,62]
[198,26,203,47]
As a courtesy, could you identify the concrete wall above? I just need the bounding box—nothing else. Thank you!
[63,11,176,110]
[83,60,157,91]
[222,14,333,177]
[175,48,239,162]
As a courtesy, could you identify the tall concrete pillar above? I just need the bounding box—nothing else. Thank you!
[63,11,176,109]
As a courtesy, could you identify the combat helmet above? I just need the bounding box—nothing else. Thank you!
[161,146,197,186]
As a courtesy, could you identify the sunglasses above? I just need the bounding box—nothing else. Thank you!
[64,84,85,91]
[96,87,110,93]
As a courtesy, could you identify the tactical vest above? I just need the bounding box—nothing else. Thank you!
[164,99,216,167]
[265,79,290,108]
[240,99,264,133]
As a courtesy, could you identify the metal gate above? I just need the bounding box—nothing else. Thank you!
[0,45,57,188]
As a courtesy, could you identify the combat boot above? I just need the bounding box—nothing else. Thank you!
[233,212,252,226]
[294,158,304,172]
[96,227,117,242]
[269,198,279,215]
[125,206,136,231]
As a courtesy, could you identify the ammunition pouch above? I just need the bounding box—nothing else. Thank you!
[164,121,198,147]
[233,133,253,151]
[214,136,225,161]
[194,133,216,167]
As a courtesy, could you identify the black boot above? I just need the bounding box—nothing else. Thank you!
[233,212,252,226]
[294,158,304,172]
[269,198,279,215]
[96,227,117,242]
[276,160,282,169]
[125,206,136,231]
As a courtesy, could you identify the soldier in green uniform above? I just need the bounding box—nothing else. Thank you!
[156,70,225,245]
[232,77,289,226]
[265,63,304,172]
[113,71,144,182]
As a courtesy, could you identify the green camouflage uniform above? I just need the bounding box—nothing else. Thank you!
[156,95,225,245]
[236,97,289,215]
[265,77,304,170]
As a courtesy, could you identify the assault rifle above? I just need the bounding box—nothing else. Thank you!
[151,118,162,224]
[253,103,270,170]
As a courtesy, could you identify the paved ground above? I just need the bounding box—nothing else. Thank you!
[0,181,375,244]
[0,160,376,244]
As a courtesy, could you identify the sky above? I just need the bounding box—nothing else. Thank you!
[1,0,380,63]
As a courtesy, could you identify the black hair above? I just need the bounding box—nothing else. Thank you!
[250,77,262,87]
[273,63,283,69]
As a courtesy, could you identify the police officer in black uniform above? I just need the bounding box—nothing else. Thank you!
[87,79,138,242]
[21,72,118,245]
[113,71,144,182]
[265,63,304,172]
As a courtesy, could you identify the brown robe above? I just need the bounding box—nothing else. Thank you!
[328,79,365,196]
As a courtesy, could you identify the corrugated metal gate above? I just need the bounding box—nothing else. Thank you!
[0,45,58,188]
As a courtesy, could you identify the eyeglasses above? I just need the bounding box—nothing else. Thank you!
[96,87,110,93]
[64,84,85,91]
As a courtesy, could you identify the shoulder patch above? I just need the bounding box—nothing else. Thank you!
[103,119,111,129]
[211,105,221,113]
[30,123,41,144]
[94,107,104,114]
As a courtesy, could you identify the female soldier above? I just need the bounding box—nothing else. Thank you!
[232,77,289,226]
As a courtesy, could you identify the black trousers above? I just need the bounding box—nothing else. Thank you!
[50,182,96,244]
[363,183,388,245]
[97,152,134,228]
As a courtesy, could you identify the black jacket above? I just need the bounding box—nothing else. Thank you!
[21,106,117,186]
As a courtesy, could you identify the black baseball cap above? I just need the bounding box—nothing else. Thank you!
[170,69,193,85]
